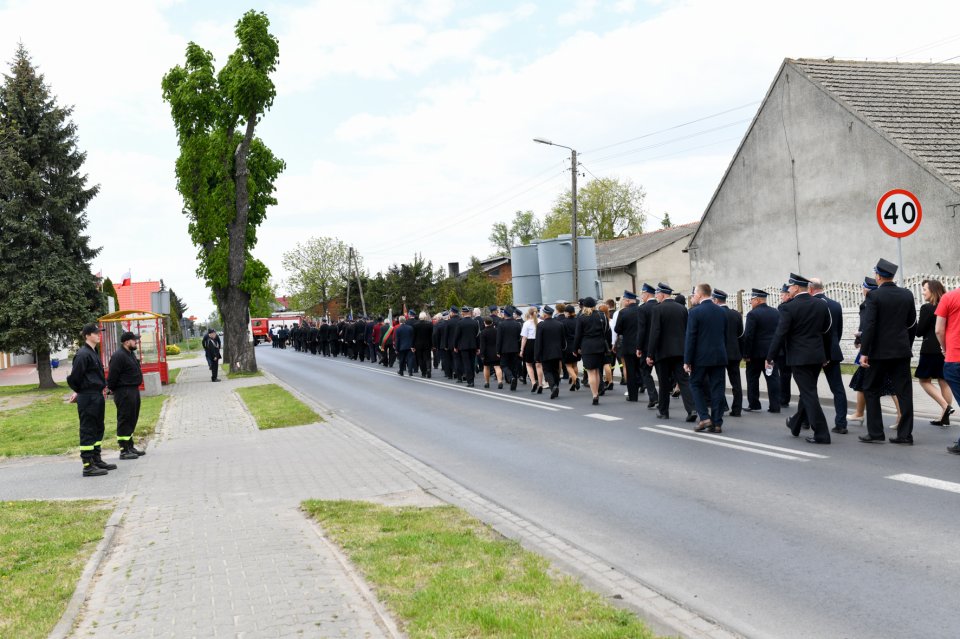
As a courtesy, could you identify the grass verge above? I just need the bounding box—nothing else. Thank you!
[222,363,264,379]
[235,384,320,430]
[167,368,182,385]
[0,500,111,638]
[0,391,165,457]
[303,500,657,639]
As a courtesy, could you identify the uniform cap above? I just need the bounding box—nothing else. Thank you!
[461,306,471,313]
[581,297,597,308]
[543,305,554,315]
[874,258,898,278]
[622,290,637,300]
[656,282,673,295]
[750,288,769,298]
[781,284,791,293]
[488,304,498,312]
[712,289,728,301]
[641,283,657,294]
[788,273,810,286]
[863,276,879,290]
[449,306,459,314]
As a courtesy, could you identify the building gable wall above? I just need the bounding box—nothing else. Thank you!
[689,63,960,291]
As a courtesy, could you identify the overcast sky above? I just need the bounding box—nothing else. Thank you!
[3,0,959,320]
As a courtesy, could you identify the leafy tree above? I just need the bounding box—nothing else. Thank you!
[248,279,278,318]
[488,222,511,255]
[542,177,646,240]
[161,10,285,373]
[281,237,352,317]
[0,45,101,389]
[102,277,120,313]
[661,212,673,229]
[167,288,188,343]
[489,210,542,254]
[460,257,497,307]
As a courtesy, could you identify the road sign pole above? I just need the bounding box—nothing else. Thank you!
[897,237,904,286]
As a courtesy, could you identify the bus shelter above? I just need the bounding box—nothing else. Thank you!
[98,310,169,385]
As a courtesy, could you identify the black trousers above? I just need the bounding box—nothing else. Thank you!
[114,386,141,441]
[458,349,476,384]
[451,349,463,379]
[415,349,431,376]
[638,360,658,402]
[690,364,726,425]
[500,352,519,383]
[791,364,830,442]
[541,359,561,389]
[440,349,453,378]
[207,356,219,380]
[725,360,743,414]
[77,392,105,459]
[864,357,913,439]
[622,352,641,400]
[654,356,694,415]
[745,358,781,410]
[776,355,792,405]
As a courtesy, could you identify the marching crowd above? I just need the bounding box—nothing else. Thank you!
[270,257,960,454]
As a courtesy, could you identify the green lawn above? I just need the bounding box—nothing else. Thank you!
[167,368,182,384]
[235,384,320,430]
[221,363,264,379]
[0,500,111,639]
[303,501,657,639]
[0,387,165,457]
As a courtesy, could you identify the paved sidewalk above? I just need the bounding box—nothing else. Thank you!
[69,364,415,638]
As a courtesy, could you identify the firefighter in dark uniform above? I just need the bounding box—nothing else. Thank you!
[713,289,744,416]
[742,289,781,413]
[108,331,146,459]
[67,323,116,477]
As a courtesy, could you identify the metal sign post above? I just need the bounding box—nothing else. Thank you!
[877,188,922,285]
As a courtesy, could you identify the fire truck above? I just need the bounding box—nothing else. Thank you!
[250,312,305,345]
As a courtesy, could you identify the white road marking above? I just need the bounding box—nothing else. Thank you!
[585,413,622,421]
[316,356,562,411]
[887,473,960,495]
[651,424,829,459]
[639,426,809,461]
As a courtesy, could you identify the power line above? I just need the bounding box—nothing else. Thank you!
[581,101,759,154]
[585,118,751,165]
[889,32,960,59]
[936,54,960,63]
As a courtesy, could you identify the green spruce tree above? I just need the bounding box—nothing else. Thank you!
[0,45,101,389]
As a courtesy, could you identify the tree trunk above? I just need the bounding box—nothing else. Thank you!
[223,287,256,373]
[36,347,57,389]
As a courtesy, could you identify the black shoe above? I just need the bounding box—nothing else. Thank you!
[467,382,475,388]
[889,437,914,445]
[805,437,830,444]
[575,379,581,390]
[550,386,559,399]
[530,384,538,394]
[685,413,697,423]
[626,397,638,402]
[767,408,780,413]
[859,435,885,443]
[498,383,503,389]
[647,401,658,409]
[82,463,108,477]
[831,427,848,434]
[398,370,404,376]
[119,450,140,460]
[93,455,117,471]
[672,389,681,398]
[483,382,490,388]
[606,382,615,391]
[656,412,669,419]
[743,407,760,412]
[786,417,800,437]
[729,411,741,417]
[592,397,599,405]
[212,378,221,382]
[510,379,517,391]
[619,379,626,385]
[947,444,960,455]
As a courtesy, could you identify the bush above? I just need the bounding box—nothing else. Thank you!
[166,344,181,355]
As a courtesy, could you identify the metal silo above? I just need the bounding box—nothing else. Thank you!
[536,235,601,303]
[510,243,542,306]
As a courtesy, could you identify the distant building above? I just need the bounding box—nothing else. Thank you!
[116,280,161,311]
[451,256,513,284]
[597,223,697,299]
[687,58,960,292]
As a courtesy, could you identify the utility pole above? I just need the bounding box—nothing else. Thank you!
[350,246,367,317]
[570,148,578,303]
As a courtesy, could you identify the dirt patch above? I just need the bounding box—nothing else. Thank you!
[0,393,55,412]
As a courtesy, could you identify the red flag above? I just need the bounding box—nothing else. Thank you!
[121,269,131,287]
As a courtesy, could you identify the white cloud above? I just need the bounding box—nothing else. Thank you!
[612,0,637,13]
[558,0,599,26]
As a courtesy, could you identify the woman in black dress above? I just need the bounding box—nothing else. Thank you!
[574,297,611,405]
[478,317,503,389]
[916,279,954,425]
[560,304,580,392]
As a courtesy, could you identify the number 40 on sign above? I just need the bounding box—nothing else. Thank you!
[877,189,922,238]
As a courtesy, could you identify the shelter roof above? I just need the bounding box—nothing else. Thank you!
[597,223,697,270]
[117,281,161,312]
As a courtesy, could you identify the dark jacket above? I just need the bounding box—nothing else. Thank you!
[534,316,566,361]
[647,299,687,361]
[636,298,657,356]
[107,347,143,390]
[394,321,414,351]
[814,293,844,362]
[432,319,445,349]
[444,316,461,349]
[916,303,941,355]
[859,282,917,359]
[496,318,522,354]
[559,314,578,354]
[613,303,641,354]
[454,316,479,350]
[478,325,499,362]
[766,292,832,366]
[742,304,779,360]
[720,304,743,361]
[67,343,106,394]
[412,319,433,350]
[204,335,222,362]
[573,311,610,355]
[684,300,728,367]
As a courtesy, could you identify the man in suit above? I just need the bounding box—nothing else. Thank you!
[646,283,695,421]
[809,278,848,433]
[454,306,480,387]
[712,289,743,417]
[535,305,567,399]
[393,316,415,376]
[776,284,793,406]
[445,307,462,380]
[496,305,522,391]
[767,273,833,444]
[859,258,917,444]
[685,283,729,432]
[635,283,660,409]
[613,290,642,402]
[742,289,781,413]
[412,311,434,378]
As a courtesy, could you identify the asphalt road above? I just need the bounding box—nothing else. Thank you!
[259,346,960,639]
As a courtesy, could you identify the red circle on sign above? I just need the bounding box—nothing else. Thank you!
[876,189,922,238]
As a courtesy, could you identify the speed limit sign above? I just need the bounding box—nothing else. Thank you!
[876,189,922,238]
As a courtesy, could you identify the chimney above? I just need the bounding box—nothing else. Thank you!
[448,262,460,278]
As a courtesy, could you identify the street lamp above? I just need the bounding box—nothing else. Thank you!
[533,137,579,302]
